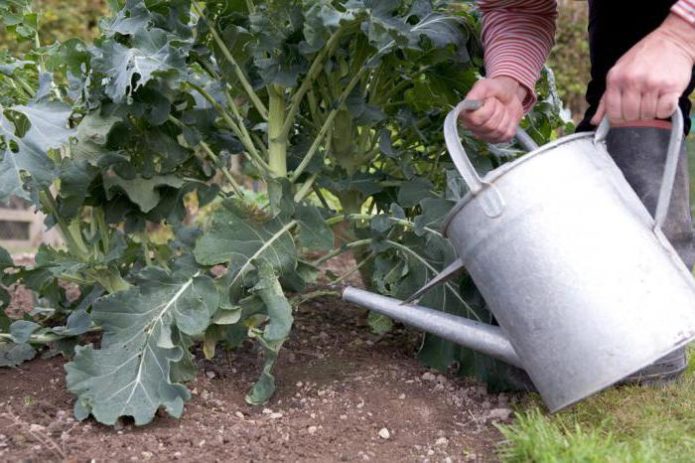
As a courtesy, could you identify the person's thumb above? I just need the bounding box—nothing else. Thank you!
[590,97,607,126]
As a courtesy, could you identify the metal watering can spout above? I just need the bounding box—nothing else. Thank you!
[342,287,523,368]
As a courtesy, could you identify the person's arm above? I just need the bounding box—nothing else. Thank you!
[590,10,695,125]
[479,0,558,111]
[460,0,557,142]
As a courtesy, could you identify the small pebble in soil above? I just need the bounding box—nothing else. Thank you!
[488,408,513,421]
[422,372,436,382]
[339,414,347,420]
[307,426,318,435]
[435,437,449,447]
[234,411,244,419]
[398,393,406,400]
[378,427,390,439]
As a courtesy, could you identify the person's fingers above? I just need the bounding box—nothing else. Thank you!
[475,102,508,141]
[487,107,515,142]
[655,92,680,119]
[620,89,641,122]
[462,98,499,131]
[590,97,607,125]
[604,87,624,123]
[639,91,659,120]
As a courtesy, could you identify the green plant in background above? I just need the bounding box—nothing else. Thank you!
[547,0,590,120]
[0,0,564,426]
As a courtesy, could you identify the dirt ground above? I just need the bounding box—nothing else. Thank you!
[0,257,515,463]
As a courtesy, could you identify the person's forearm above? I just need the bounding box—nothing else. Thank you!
[661,8,695,60]
[479,0,558,112]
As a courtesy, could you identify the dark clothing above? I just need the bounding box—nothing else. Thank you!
[576,0,695,134]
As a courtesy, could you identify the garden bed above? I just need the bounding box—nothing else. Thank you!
[0,294,514,462]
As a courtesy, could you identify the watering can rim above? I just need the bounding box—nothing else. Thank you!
[440,130,595,237]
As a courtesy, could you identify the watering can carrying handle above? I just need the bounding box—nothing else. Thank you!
[443,99,539,216]
[445,100,685,229]
[444,100,540,195]
[594,110,684,231]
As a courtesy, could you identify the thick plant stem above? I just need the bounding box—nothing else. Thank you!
[267,85,288,178]
[38,189,89,260]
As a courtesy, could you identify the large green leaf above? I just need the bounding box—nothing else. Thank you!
[245,261,293,405]
[103,174,185,213]
[0,99,72,202]
[193,205,297,287]
[71,112,122,163]
[0,342,36,367]
[93,28,188,103]
[12,101,75,150]
[296,204,334,252]
[102,0,152,36]
[65,266,218,426]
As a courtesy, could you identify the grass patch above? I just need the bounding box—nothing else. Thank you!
[496,350,695,462]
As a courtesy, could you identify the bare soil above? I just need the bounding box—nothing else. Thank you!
[0,256,514,463]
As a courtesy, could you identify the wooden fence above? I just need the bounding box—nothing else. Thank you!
[0,199,62,252]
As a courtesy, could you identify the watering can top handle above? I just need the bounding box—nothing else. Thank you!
[594,110,684,230]
[444,99,540,195]
[445,100,684,230]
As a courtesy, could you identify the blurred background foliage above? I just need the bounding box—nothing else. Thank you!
[1,0,107,51]
[548,0,590,121]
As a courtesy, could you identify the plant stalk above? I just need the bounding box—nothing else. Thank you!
[184,83,271,175]
[38,189,89,260]
[280,26,346,139]
[267,85,288,178]
[290,67,368,182]
[192,2,268,120]
[311,238,373,267]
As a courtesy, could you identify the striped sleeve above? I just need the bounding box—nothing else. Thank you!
[478,0,558,112]
[672,0,695,25]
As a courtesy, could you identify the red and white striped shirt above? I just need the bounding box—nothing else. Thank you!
[479,0,695,111]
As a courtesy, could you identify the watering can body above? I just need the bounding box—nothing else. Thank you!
[343,104,695,412]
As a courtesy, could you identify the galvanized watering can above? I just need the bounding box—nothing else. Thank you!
[344,101,695,412]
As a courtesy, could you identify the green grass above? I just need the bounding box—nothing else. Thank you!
[496,350,695,462]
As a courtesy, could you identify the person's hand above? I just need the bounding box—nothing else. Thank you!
[458,76,527,143]
[591,14,695,125]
